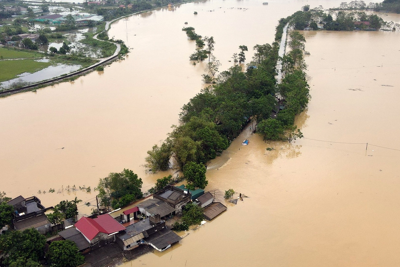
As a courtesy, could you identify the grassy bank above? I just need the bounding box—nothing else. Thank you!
[81,34,117,58]
[0,60,52,82]
[0,48,43,60]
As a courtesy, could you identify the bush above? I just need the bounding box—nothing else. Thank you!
[96,65,104,71]
[224,189,235,199]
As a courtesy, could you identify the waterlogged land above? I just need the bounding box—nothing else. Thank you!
[1,0,400,265]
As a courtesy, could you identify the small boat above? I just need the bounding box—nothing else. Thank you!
[263,2,268,5]
[242,139,249,145]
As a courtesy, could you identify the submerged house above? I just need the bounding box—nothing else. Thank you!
[136,199,175,219]
[153,185,192,214]
[196,192,214,208]
[75,214,126,245]
[7,196,53,234]
[116,214,181,252]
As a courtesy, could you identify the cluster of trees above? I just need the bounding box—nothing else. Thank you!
[182,27,208,62]
[0,192,13,230]
[55,15,77,31]
[47,198,81,225]
[257,31,309,141]
[323,12,383,31]
[172,202,204,231]
[146,40,280,180]
[97,169,143,209]
[49,42,71,54]
[0,228,84,267]
[375,0,400,13]
[284,8,384,32]
[94,1,152,21]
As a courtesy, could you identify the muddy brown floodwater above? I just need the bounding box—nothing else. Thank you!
[2,0,400,266]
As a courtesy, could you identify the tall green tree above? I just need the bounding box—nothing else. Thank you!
[98,169,143,209]
[0,202,14,228]
[183,162,207,189]
[238,45,248,64]
[0,228,46,265]
[47,240,85,267]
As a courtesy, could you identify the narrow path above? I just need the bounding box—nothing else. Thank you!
[276,23,289,85]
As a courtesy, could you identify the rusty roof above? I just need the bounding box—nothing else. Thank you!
[203,202,227,220]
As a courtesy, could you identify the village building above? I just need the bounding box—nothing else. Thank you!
[116,214,181,252]
[34,14,64,25]
[17,33,39,42]
[59,227,91,253]
[153,185,192,213]
[196,191,214,208]
[136,198,175,219]
[122,206,140,223]
[75,214,126,245]
[203,202,227,220]
[7,195,53,234]
[175,184,204,200]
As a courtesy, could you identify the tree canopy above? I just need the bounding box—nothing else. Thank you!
[47,240,85,267]
[183,162,208,189]
[0,202,14,229]
[0,228,46,265]
[97,169,143,209]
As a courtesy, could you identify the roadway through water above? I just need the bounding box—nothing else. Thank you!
[2,0,400,266]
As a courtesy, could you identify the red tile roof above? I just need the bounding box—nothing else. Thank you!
[75,214,126,241]
[123,206,139,215]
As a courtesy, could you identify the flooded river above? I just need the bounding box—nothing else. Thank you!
[2,0,400,265]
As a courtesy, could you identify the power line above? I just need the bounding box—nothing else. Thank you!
[369,144,400,152]
[303,138,400,152]
[303,137,365,145]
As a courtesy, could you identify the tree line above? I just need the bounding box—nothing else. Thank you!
[280,8,384,32]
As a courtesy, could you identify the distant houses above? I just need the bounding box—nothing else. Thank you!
[33,13,104,26]
[7,195,53,234]
[4,184,227,265]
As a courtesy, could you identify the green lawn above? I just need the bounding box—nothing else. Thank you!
[0,48,42,59]
[0,59,52,82]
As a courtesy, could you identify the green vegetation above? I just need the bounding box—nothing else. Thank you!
[224,189,235,199]
[147,39,279,174]
[173,203,203,231]
[47,198,81,225]
[0,228,46,266]
[97,169,143,210]
[0,48,41,59]
[258,30,308,141]
[183,162,208,189]
[282,9,384,31]
[183,27,210,63]
[96,65,104,71]
[47,240,85,267]
[0,59,52,82]
[375,0,400,13]
[0,202,13,229]
[149,175,173,193]
[81,33,117,57]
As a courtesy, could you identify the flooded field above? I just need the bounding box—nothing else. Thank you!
[118,23,400,267]
[2,0,400,265]
[1,63,82,88]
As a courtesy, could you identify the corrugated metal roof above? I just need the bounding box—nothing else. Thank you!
[7,195,25,207]
[59,227,90,251]
[123,206,139,215]
[146,228,181,250]
[175,185,204,200]
[203,202,227,220]
[75,214,126,241]
[197,192,214,205]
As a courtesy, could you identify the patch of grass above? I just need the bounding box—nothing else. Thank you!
[0,48,42,60]
[0,59,52,82]
[81,35,117,58]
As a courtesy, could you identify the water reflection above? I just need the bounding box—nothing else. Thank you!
[0,64,82,88]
